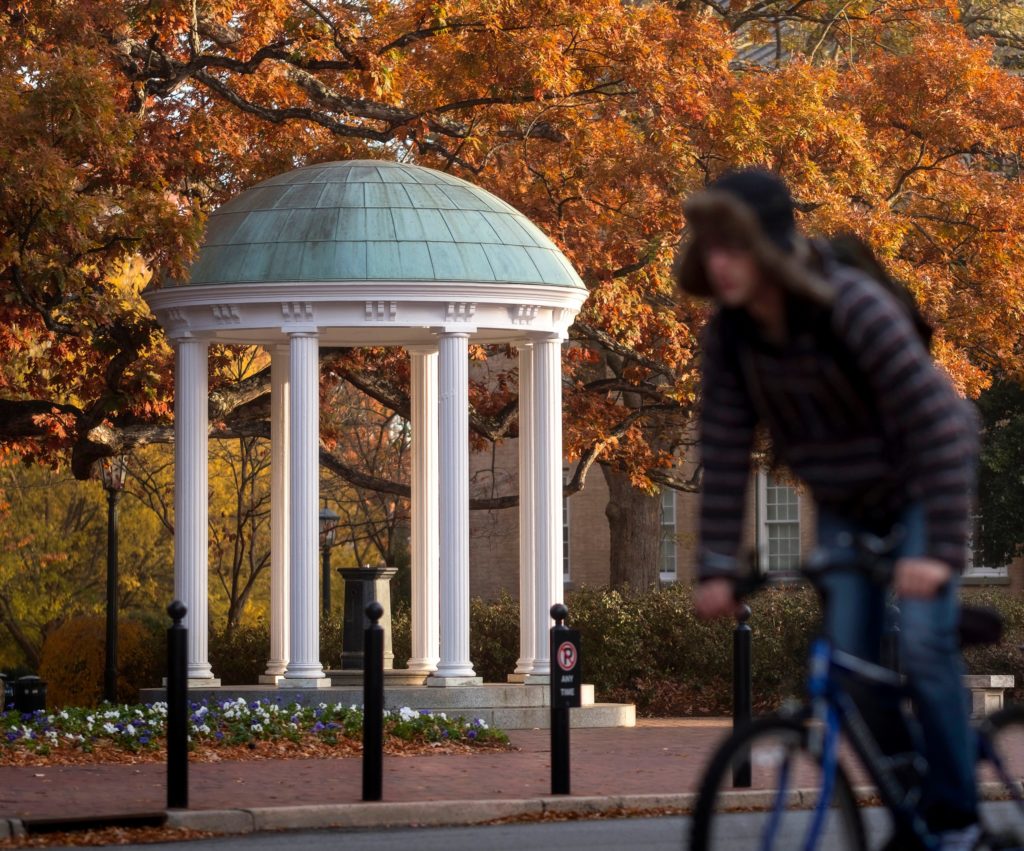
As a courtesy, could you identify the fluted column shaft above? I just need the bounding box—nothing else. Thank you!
[283,332,326,683]
[513,344,536,677]
[433,332,475,679]
[174,338,214,679]
[531,335,565,677]
[408,347,440,673]
[264,346,290,679]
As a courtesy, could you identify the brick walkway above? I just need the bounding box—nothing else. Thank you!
[0,720,732,821]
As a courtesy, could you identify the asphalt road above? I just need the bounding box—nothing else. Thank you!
[96,808,903,851]
[57,802,1024,850]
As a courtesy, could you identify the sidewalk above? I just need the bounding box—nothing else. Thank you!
[0,719,732,830]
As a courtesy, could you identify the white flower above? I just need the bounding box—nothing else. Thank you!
[126,724,136,736]
[102,723,117,735]
[398,707,418,722]
[251,723,263,733]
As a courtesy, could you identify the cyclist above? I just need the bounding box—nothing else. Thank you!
[675,168,982,851]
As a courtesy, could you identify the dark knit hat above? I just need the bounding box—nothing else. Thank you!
[705,169,796,252]
[672,169,823,300]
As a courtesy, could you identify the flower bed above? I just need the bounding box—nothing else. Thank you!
[0,698,509,766]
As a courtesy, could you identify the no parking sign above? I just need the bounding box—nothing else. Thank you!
[551,627,581,709]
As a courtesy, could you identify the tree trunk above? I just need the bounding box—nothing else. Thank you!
[602,465,663,590]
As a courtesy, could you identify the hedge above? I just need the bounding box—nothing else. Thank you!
[32,585,1024,715]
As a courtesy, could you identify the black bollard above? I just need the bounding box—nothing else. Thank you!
[363,601,384,802]
[550,603,581,796]
[732,604,752,788]
[166,600,188,809]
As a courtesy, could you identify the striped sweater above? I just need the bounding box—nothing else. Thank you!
[698,266,979,578]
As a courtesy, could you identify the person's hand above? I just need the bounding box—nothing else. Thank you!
[694,578,742,620]
[894,557,953,599]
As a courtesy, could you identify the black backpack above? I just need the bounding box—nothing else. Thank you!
[825,233,933,350]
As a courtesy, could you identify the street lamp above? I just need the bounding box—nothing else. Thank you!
[97,454,129,704]
[318,505,340,618]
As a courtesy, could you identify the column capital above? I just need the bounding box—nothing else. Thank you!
[169,332,206,345]
[431,327,475,338]
[286,329,319,340]
[526,330,567,343]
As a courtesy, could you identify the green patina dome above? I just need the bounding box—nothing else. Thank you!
[181,160,585,290]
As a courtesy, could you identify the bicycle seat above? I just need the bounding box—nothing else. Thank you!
[958,605,1003,647]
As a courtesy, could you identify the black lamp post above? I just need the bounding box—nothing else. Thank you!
[319,505,340,618]
[98,454,129,704]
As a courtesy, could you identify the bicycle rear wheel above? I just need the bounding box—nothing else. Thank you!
[978,704,1024,845]
[689,714,866,851]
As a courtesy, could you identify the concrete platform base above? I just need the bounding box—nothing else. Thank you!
[277,677,333,689]
[426,675,484,687]
[138,682,636,729]
[326,670,430,687]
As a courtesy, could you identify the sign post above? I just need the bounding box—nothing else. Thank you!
[550,603,581,795]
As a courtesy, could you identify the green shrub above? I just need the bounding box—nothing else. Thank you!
[38,616,163,707]
[209,622,271,685]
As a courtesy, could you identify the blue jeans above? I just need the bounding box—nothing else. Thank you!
[815,503,978,828]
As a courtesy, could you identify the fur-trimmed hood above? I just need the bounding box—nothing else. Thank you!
[672,188,836,307]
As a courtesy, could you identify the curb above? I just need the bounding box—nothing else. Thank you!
[9,782,1017,839]
[165,793,700,836]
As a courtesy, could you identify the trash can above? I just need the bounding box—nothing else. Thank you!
[0,673,11,711]
[13,676,46,713]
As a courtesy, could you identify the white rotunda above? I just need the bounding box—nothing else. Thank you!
[145,159,588,691]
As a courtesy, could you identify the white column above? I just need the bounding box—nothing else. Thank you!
[282,332,330,686]
[528,334,565,680]
[429,331,478,683]
[511,344,536,680]
[407,346,440,674]
[173,338,216,682]
[261,345,290,682]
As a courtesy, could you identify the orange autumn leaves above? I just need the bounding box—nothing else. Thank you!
[0,0,1021,491]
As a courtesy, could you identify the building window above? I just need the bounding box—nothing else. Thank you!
[965,514,1009,578]
[758,472,801,571]
[660,489,678,583]
[563,469,570,581]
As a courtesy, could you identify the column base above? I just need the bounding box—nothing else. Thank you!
[507,673,532,683]
[405,660,440,675]
[279,677,333,689]
[258,674,284,685]
[162,678,222,688]
[426,675,483,687]
[523,673,550,685]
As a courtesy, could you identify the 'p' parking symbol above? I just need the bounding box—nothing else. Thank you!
[557,641,577,672]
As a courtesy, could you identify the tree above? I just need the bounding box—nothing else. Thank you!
[1,0,1023,590]
[0,460,173,668]
[974,377,1024,568]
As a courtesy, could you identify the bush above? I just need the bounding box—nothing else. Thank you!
[39,616,163,708]
[208,622,271,685]
[567,584,818,715]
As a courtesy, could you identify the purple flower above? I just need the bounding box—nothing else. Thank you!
[312,721,325,732]
[214,731,224,741]
[467,730,477,740]
[5,731,18,742]
[441,730,449,739]
[139,736,150,745]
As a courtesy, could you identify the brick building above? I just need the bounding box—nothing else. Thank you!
[467,438,1019,599]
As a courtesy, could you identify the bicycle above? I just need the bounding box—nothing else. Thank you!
[689,539,1024,851]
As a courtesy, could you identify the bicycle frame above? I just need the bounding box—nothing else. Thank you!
[765,636,938,851]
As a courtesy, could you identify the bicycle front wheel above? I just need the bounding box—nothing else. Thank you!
[978,704,1024,844]
[689,714,866,851]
